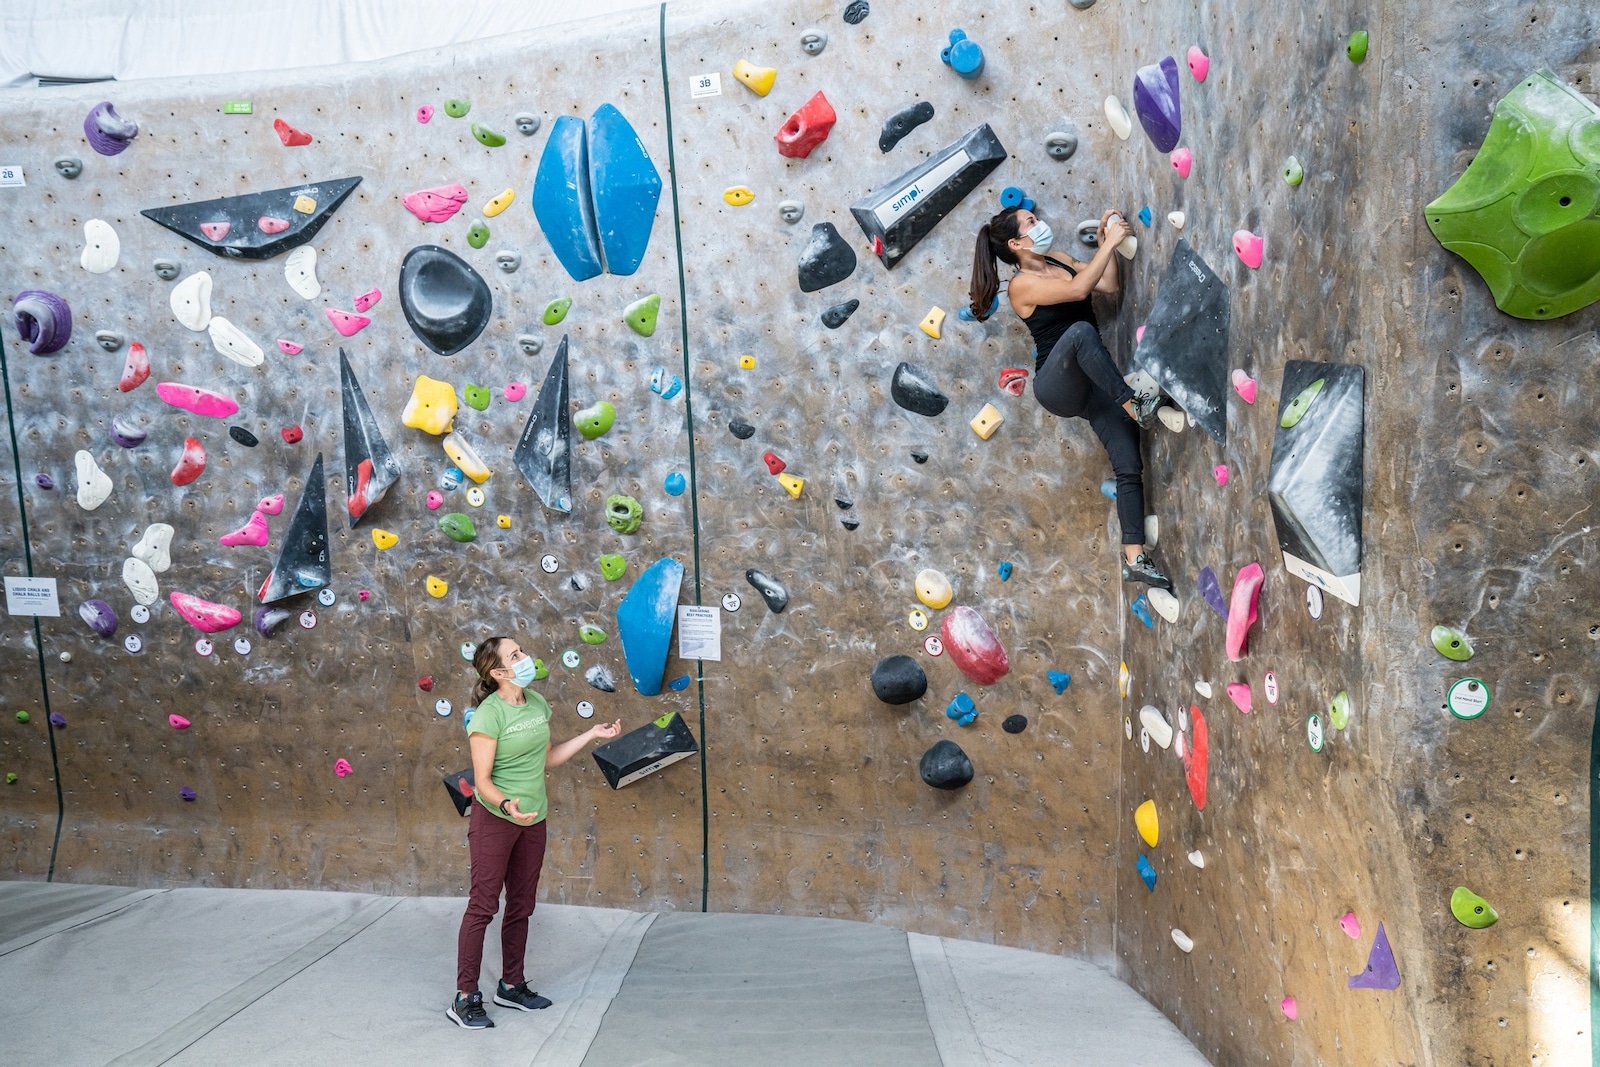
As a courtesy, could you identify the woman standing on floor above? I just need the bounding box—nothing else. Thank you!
[969,205,1173,592]
[448,635,621,1030]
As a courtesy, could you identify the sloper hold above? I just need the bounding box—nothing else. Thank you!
[871,655,927,704]
[851,124,1006,270]
[1450,886,1499,929]
[512,335,573,513]
[141,177,361,260]
[259,453,330,604]
[891,362,949,416]
[1129,240,1231,443]
[1132,56,1182,153]
[1134,799,1159,847]
[745,570,789,612]
[797,222,857,292]
[1269,360,1365,606]
[1348,923,1401,989]
[1225,563,1265,660]
[879,101,934,152]
[920,739,973,790]
[941,605,1010,686]
[616,557,685,696]
[398,245,491,356]
[169,591,241,633]
[340,350,400,526]
[588,103,663,277]
[1425,68,1600,319]
[533,115,603,282]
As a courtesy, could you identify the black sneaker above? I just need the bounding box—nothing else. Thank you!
[1121,552,1174,592]
[1128,394,1162,429]
[495,980,553,1011]
[447,991,494,1029]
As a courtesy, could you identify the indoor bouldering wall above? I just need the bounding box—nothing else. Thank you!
[1,2,1596,1065]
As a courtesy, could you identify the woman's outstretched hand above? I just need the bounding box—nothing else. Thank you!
[590,720,623,742]
[502,797,538,825]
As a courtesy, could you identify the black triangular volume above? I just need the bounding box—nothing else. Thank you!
[340,349,399,527]
[850,124,1007,269]
[259,453,331,604]
[1130,239,1231,443]
[513,335,573,514]
[141,177,361,260]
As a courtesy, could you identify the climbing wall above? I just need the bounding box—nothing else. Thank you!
[1,1,1596,1065]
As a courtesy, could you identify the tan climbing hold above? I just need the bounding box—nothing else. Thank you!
[732,59,777,96]
[778,472,805,499]
[293,194,317,214]
[483,188,515,217]
[915,568,953,610]
[970,403,1004,440]
[919,306,945,339]
[402,375,457,435]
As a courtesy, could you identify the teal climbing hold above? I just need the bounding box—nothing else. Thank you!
[667,674,691,691]
[941,29,985,80]
[624,293,661,336]
[664,472,686,496]
[1049,671,1072,694]
[1137,854,1157,891]
[467,221,489,249]
[580,624,607,645]
[616,558,685,696]
[1131,594,1154,629]
[544,297,572,325]
[1101,478,1117,500]
[464,384,490,411]
[945,692,978,726]
[1431,625,1474,661]
[997,561,1013,581]
[1137,205,1152,227]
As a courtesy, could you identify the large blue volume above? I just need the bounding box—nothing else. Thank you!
[588,103,662,277]
[617,558,685,696]
[533,116,604,281]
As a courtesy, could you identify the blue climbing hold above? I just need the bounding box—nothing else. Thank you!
[1100,478,1118,500]
[1138,205,1152,227]
[650,368,683,400]
[463,707,476,728]
[616,558,685,696]
[1021,197,1036,213]
[999,186,1026,210]
[1048,670,1072,694]
[668,674,691,691]
[945,692,979,726]
[1137,854,1157,891]
[533,116,603,282]
[587,103,662,277]
[941,29,985,79]
[997,561,1013,581]
[1131,594,1154,629]
[664,472,686,496]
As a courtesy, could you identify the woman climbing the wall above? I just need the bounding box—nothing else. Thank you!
[969,206,1172,592]
[447,636,622,1030]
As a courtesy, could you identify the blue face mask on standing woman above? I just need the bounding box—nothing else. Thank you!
[510,656,537,687]
[1025,219,1054,255]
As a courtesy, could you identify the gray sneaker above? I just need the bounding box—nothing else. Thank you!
[1121,553,1173,592]
[447,991,494,1029]
[495,980,553,1011]
[1128,393,1162,429]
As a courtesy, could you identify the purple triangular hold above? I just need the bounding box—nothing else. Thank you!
[1199,567,1228,619]
[1132,56,1182,153]
[1347,922,1401,989]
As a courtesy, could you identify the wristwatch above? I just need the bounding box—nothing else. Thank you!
[498,798,512,815]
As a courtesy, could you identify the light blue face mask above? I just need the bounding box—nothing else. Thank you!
[1025,219,1054,255]
[510,656,538,687]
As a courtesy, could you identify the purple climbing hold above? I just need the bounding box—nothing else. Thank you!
[179,786,197,802]
[254,605,292,636]
[78,599,118,638]
[34,474,54,489]
[84,101,139,156]
[111,414,148,449]
[1348,922,1401,990]
[1132,56,1182,153]
[1198,567,1228,619]
[13,290,73,355]
[49,712,67,728]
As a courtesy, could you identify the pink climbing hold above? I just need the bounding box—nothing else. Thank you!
[1233,230,1264,269]
[256,493,284,515]
[257,216,291,234]
[1171,147,1193,178]
[1340,912,1362,939]
[997,367,1029,397]
[426,490,444,510]
[171,437,207,486]
[416,105,435,123]
[1214,465,1229,486]
[156,382,239,419]
[334,758,353,778]
[169,590,242,633]
[353,288,382,313]
[1280,996,1297,1021]
[200,221,231,241]
[1226,681,1253,714]
[402,183,469,223]
[169,714,191,730]
[1187,46,1210,82]
[325,308,371,336]
[277,339,304,355]
[1135,324,1146,345]
[219,509,270,547]
[940,605,1011,687]
[1231,368,1257,404]
[1225,562,1264,661]
[272,118,313,146]
[120,342,151,392]
[358,589,372,601]
[504,381,527,402]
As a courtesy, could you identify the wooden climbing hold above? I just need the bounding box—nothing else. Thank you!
[919,306,945,339]
[732,59,777,96]
[969,403,1004,439]
[273,118,312,146]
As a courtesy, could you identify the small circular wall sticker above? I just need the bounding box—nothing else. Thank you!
[1447,678,1491,720]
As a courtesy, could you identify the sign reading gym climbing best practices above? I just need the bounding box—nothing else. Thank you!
[5,576,60,616]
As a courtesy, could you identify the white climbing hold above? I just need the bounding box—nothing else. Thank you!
[1116,234,1138,260]
[122,557,159,606]
[74,450,112,510]
[1167,211,1186,229]
[1104,95,1132,140]
[131,523,175,573]
[170,271,213,331]
[1187,850,1205,869]
[208,317,265,367]
[1147,587,1180,623]
[285,246,320,299]
[1156,406,1186,432]
[1171,929,1194,953]
[1194,680,1213,699]
[80,219,120,273]
[1139,705,1173,749]
[1145,515,1159,546]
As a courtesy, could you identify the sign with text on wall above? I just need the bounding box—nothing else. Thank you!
[5,576,59,616]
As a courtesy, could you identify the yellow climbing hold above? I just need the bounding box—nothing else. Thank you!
[497,514,511,529]
[483,188,515,217]
[739,354,757,370]
[371,528,398,550]
[442,432,491,483]
[732,59,777,96]
[1134,799,1159,847]
[919,306,946,339]
[292,194,317,215]
[426,575,449,598]
[970,403,1004,440]
[915,568,953,610]
[402,375,457,435]
[724,186,756,207]
[1118,661,1130,698]
[778,472,805,499]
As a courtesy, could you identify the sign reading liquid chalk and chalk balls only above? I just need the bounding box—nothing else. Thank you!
[593,711,700,789]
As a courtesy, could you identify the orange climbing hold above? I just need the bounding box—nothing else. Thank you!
[1183,705,1208,810]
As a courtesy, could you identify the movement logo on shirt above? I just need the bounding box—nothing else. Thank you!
[502,711,549,735]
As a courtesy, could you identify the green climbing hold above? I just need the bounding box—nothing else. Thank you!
[1430,625,1474,661]
[5,772,16,784]
[600,553,627,580]
[467,221,489,249]
[580,624,607,645]
[543,297,572,325]
[653,711,677,729]
[15,710,29,724]
[1279,377,1324,428]
[472,123,506,147]
[464,384,490,411]
[1283,156,1304,186]
[575,401,616,440]
[605,494,643,534]
[623,293,661,337]
[1329,691,1352,731]
[1450,886,1499,929]
[1346,30,1368,63]
[444,98,471,118]
[532,658,549,681]
[1425,68,1600,320]
[439,513,477,543]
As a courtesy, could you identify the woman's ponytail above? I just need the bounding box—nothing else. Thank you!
[470,636,509,707]
[968,207,1024,322]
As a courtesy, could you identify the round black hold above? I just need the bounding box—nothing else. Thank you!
[920,739,973,790]
[891,362,949,417]
[821,299,860,329]
[229,426,259,448]
[910,449,929,464]
[797,222,858,293]
[871,654,927,704]
[729,420,756,440]
[1002,714,1028,734]
[843,0,869,24]
[745,568,790,612]
[879,101,935,153]
[399,244,492,356]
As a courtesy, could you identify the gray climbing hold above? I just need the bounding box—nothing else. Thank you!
[822,299,860,329]
[1077,219,1101,247]
[797,222,857,293]
[514,112,541,136]
[495,250,522,273]
[54,157,83,179]
[585,664,617,693]
[880,101,935,153]
[1068,0,1097,8]
[843,0,869,25]
[745,569,789,613]
[153,258,181,280]
[1045,129,1079,161]
[800,29,828,55]
[517,334,543,356]
[871,654,927,704]
[729,420,756,440]
[891,362,949,417]
[94,330,124,352]
[779,200,805,224]
[920,739,973,789]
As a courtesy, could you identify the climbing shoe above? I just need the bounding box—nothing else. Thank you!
[1122,553,1174,592]
[494,980,553,1011]
[446,991,494,1029]
[1128,393,1163,429]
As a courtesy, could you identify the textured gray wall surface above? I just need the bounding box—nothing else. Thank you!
[0,1,1594,1064]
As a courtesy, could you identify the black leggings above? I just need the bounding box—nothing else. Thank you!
[1033,320,1146,545]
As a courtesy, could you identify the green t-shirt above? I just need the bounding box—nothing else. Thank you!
[467,688,552,824]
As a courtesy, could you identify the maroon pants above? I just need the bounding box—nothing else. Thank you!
[456,802,548,993]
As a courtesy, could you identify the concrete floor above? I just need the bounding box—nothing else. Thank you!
[0,880,1211,1066]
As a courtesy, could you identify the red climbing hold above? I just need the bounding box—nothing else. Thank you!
[1225,562,1264,661]
[775,91,837,159]
[200,221,231,241]
[119,341,150,392]
[998,367,1029,396]
[418,676,434,692]
[258,216,290,234]
[940,605,1011,686]
[872,235,885,257]
[171,437,207,486]
[1183,705,1208,810]
[347,458,376,520]
[281,425,303,444]
[325,308,371,336]
[273,118,313,146]
[457,775,474,797]
[763,451,787,475]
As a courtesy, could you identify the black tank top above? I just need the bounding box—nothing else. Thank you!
[1020,259,1098,369]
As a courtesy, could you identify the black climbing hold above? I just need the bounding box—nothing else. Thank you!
[745,569,789,613]
[729,420,756,440]
[821,299,860,329]
[512,335,573,514]
[843,0,869,24]
[340,349,400,527]
[910,449,929,464]
[1269,360,1365,605]
[1002,714,1028,734]
[592,711,700,790]
[1128,239,1231,443]
[260,453,330,604]
[398,244,492,357]
[841,518,860,530]
[228,426,259,448]
[140,177,361,260]
[797,222,857,293]
[851,124,1006,270]
[871,654,927,704]
[834,496,854,510]
[891,362,949,417]
[879,101,934,153]
[919,739,973,790]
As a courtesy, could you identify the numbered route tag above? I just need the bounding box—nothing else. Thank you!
[690,73,722,99]
[0,165,25,188]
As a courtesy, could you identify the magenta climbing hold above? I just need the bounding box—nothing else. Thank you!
[1231,369,1257,403]
[256,493,284,515]
[1214,465,1229,486]
[219,509,270,547]
[170,591,242,633]
[416,105,435,123]
[426,490,443,510]
[277,339,304,355]
[120,343,151,392]
[1227,681,1252,713]
[505,382,527,401]
[334,758,353,777]
[1280,996,1297,1020]
[353,288,382,313]
[1225,562,1264,661]
[1171,147,1193,178]
[940,606,1011,686]
[200,221,231,241]
[326,308,371,336]
[1187,46,1210,82]
[169,714,191,730]
[1233,230,1264,269]
[1340,912,1361,939]
[171,437,207,486]
[273,118,313,146]
[156,382,239,418]
[775,91,837,159]
[403,184,469,223]
[84,101,139,155]
[257,216,291,234]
